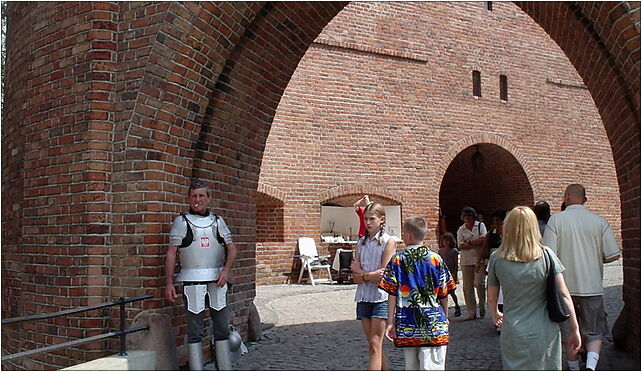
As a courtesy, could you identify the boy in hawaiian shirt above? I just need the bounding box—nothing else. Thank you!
[379,217,456,370]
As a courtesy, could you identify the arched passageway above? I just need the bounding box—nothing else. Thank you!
[2,2,639,369]
[440,144,534,235]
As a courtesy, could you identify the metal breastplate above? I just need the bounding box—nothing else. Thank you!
[176,213,226,282]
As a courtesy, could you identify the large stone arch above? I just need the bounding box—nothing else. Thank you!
[2,2,639,368]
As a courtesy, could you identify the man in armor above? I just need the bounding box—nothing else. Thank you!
[165,179,238,370]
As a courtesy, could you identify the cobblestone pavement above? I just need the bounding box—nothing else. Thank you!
[228,260,637,371]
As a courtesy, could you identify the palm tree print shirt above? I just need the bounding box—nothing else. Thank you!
[379,245,456,347]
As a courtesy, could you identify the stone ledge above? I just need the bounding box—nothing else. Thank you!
[61,350,156,371]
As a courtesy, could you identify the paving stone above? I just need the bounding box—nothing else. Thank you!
[228,260,637,371]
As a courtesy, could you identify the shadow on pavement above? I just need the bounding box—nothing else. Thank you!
[237,317,504,371]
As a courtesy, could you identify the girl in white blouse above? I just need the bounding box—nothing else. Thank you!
[350,202,396,370]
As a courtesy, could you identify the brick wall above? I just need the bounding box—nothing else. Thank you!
[256,2,622,286]
[2,1,639,368]
[517,1,640,357]
[2,2,120,369]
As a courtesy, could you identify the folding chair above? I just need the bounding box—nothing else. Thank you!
[296,237,333,285]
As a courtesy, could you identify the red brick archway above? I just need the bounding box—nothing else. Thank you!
[439,142,535,235]
[2,2,639,368]
[432,133,540,198]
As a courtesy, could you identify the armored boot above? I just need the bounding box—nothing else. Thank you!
[187,342,204,371]
[215,339,233,370]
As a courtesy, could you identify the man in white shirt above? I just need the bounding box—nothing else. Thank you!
[543,184,621,371]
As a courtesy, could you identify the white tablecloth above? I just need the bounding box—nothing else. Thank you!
[332,249,355,271]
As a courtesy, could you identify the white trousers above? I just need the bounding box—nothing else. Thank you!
[403,345,447,370]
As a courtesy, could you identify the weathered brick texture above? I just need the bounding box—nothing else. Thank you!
[257,1,624,283]
[2,1,639,369]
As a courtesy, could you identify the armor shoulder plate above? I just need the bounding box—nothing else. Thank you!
[179,214,193,248]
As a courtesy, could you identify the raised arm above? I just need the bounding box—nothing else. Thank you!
[353,194,371,210]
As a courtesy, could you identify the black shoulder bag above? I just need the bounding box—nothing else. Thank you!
[543,248,570,322]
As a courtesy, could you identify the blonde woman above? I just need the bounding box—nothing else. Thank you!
[487,206,581,370]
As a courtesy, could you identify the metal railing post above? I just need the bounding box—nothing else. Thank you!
[1,294,152,363]
[119,297,127,356]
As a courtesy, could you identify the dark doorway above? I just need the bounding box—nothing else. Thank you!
[439,143,534,234]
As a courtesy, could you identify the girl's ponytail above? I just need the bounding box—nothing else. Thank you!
[378,219,386,245]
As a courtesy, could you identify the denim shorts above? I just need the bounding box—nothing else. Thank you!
[356,301,388,320]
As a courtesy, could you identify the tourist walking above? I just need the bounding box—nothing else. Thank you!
[488,206,581,370]
[350,202,397,370]
[457,207,487,320]
[380,217,456,370]
[542,184,621,371]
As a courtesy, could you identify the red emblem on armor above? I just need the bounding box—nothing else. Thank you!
[200,237,210,248]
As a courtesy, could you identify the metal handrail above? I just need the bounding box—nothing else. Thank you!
[1,294,153,363]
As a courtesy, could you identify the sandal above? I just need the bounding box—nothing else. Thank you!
[454,306,461,317]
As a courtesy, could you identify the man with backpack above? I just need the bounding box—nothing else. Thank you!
[165,179,238,370]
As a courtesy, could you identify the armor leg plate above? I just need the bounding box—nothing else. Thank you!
[184,284,208,314]
[207,282,227,310]
[187,342,204,371]
[215,340,233,371]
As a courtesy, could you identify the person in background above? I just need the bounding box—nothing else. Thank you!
[436,207,448,248]
[457,207,487,320]
[354,195,371,238]
[488,206,581,370]
[543,184,621,371]
[439,232,461,317]
[481,209,506,333]
[533,201,551,237]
